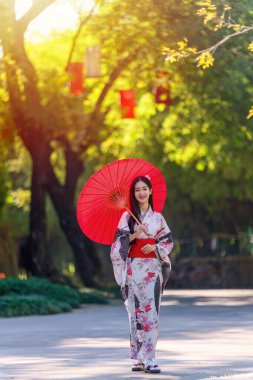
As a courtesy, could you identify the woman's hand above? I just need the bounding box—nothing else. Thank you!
[136,224,148,238]
[129,224,150,242]
[141,244,156,254]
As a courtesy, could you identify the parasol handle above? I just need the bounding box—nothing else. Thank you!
[125,207,153,238]
[125,207,141,225]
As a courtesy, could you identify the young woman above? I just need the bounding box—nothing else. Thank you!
[110,176,173,373]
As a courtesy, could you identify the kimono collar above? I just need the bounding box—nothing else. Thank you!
[140,206,154,223]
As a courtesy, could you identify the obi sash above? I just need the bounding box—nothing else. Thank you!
[128,238,157,258]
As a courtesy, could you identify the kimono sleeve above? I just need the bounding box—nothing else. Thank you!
[155,214,173,262]
[110,211,130,286]
[155,214,173,291]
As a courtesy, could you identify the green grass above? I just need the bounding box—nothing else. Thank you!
[0,277,109,317]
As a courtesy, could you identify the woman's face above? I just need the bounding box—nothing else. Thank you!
[134,181,152,205]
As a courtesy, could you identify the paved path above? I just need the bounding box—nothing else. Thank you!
[0,290,253,380]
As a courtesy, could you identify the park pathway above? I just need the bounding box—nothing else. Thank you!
[0,289,253,380]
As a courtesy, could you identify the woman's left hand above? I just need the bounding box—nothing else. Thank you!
[141,244,156,254]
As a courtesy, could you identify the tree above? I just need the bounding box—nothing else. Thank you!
[164,0,253,117]
[0,0,185,283]
[0,0,98,284]
[1,0,252,284]
[91,0,253,256]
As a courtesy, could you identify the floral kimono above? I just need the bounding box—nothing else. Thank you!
[110,207,173,363]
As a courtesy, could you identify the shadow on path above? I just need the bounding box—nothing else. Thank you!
[0,290,253,380]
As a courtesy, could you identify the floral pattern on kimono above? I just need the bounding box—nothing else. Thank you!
[110,207,173,362]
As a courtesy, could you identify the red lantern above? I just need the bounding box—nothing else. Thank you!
[153,71,172,106]
[67,62,85,94]
[0,273,6,279]
[155,86,172,105]
[120,90,135,118]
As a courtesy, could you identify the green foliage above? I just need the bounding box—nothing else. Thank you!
[0,294,72,317]
[88,0,253,241]
[1,0,253,266]
[0,277,108,317]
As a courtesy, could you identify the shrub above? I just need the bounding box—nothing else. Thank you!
[0,277,108,317]
[0,294,72,317]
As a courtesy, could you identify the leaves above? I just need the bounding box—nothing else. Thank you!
[196,51,214,69]
[163,39,197,63]
[248,42,253,52]
[196,0,217,24]
[247,106,253,119]
[1,0,253,254]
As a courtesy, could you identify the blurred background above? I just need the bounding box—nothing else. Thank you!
[1,0,253,290]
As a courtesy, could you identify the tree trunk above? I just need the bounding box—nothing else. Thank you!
[27,133,101,286]
[46,138,102,285]
[47,176,98,287]
[63,141,102,272]
[21,129,61,278]
[21,128,101,286]
[28,159,52,276]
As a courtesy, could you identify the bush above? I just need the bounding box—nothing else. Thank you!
[0,277,109,317]
[0,294,72,317]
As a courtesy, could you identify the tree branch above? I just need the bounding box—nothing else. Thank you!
[194,26,253,57]
[93,50,139,115]
[55,135,84,204]
[76,49,139,147]
[17,0,55,34]
[65,0,102,70]
[165,26,253,64]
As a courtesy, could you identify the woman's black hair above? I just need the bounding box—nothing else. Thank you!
[128,176,153,234]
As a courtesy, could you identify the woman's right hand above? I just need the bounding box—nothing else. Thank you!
[136,224,148,238]
[129,224,149,242]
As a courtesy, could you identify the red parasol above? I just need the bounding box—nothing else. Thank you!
[76,158,167,245]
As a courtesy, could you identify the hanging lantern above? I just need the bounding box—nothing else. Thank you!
[67,62,85,94]
[155,86,172,105]
[120,89,135,118]
[153,71,172,106]
[85,46,101,78]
